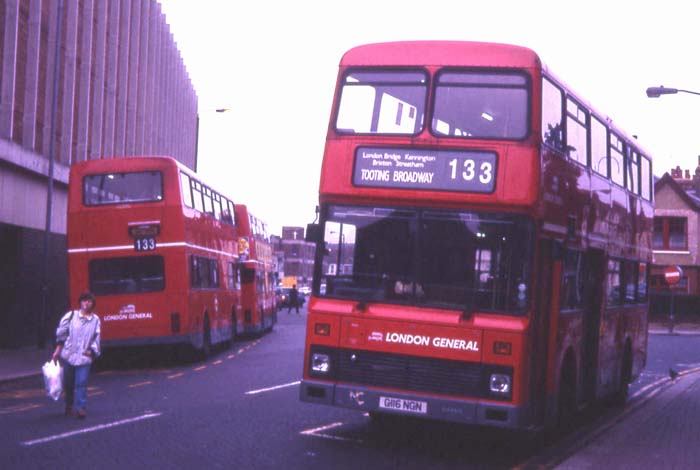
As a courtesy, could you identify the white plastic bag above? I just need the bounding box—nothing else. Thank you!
[42,360,63,401]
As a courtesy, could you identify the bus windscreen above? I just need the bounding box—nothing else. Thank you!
[318,205,533,313]
[432,71,529,140]
[335,70,427,135]
[83,171,164,205]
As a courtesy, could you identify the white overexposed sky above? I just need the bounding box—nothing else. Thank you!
[159,0,700,235]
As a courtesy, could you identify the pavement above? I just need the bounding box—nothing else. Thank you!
[2,323,699,469]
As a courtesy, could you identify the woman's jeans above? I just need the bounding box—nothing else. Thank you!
[61,359,91,410]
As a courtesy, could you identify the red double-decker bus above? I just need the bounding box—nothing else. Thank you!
[300,41,653,432]
[67,156,240,357]
[235,204,277,335]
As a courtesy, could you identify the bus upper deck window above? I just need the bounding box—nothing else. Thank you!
[84,171,163,206]
[335,70,427,136]
[432,71,529,140]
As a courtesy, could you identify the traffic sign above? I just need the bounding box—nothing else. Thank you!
[664,265,683,284]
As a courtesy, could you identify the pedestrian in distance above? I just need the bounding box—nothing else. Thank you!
[288,284,300,314]
[51,291,101,419]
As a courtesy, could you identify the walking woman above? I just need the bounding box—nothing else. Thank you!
[51,291,101,419]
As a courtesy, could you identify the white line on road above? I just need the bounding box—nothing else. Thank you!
[245,380,300,395]
[21,412,162,447]
[300,422,361,443]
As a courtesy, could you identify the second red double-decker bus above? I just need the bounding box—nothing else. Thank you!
[67,156,240,357]
[235,204,277,335]
[300,41,653,432]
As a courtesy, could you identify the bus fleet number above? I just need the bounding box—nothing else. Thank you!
[134,237,156,252]
[448,158,493,185]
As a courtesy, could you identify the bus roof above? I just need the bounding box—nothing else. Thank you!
[338,41,651,158]
[340,41,542,69]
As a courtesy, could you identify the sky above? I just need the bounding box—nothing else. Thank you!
[158,0,700,235]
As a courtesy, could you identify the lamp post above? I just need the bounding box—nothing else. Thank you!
[646,86,700,98]
[194,108,230,172]
[39,0,64,349]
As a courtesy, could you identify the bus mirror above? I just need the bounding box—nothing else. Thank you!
[306,223,322,243]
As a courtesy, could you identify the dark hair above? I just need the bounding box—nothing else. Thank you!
[78,291,96,309]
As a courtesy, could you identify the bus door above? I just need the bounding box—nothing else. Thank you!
[581,249,604,405]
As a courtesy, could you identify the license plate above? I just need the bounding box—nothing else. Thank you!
[378,396,427,414]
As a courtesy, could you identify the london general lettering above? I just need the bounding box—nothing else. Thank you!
[384,331,479,351]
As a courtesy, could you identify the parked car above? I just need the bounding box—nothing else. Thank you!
[276,287,305,310]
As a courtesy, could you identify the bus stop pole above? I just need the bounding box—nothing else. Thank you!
[669,290,675,334]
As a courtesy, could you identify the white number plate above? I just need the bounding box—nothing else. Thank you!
[378,396,427,414]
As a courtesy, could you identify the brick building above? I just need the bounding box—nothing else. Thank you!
[650,159,700,295]
[275,226,315,289]
[0,0,197,347]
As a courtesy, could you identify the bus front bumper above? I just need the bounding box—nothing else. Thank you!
[300,380,533,429]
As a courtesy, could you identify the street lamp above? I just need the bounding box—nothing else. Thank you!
[646,86,700,98]
[39,0,64,349]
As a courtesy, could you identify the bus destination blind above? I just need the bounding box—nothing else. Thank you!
[353,147,497,193]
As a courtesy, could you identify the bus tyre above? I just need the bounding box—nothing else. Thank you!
[201,315,212,359]
[231,310,238,341]
[266,309,275,332]
[556,360,577,434]
[611,343,632,406]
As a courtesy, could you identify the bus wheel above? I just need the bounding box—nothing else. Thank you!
[556,359,577,434]
[611,343,632,406]
[267,309,275,332]
[258,311,266,336]
[231,310,238,342]
[201,315,212,359]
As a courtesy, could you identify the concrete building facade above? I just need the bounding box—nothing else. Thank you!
[0,0,197,347]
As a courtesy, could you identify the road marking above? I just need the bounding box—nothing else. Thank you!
[0,403,42,415]
[21,412,162,446]
[300,422,361,443]
[167,372,185,379]
[227,354,235,359]
[213,360,223,365]
[127,381,152,388]
[194,365,207,371]
[245,380,300,395]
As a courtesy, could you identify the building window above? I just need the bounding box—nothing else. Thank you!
[653,217,687,250]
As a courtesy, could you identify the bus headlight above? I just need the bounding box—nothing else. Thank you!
[489,373,512,396]
[311,353,331,374]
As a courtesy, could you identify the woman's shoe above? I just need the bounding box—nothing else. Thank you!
[76,409,86,419]
[64,406,73,416]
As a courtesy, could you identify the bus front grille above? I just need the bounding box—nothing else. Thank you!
[311,346,509,399]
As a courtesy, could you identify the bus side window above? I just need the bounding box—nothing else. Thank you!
[565,98,588,166]
[203,186,214,216]
[180,172,194,208]
[221,198,233,225]
[226,200,236,226]
[591,117,609,177]
[212,192,222,220]
[609,133,625,186]
[542,77,564,150]
[192,181,204,212]
[226,262,236,290]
